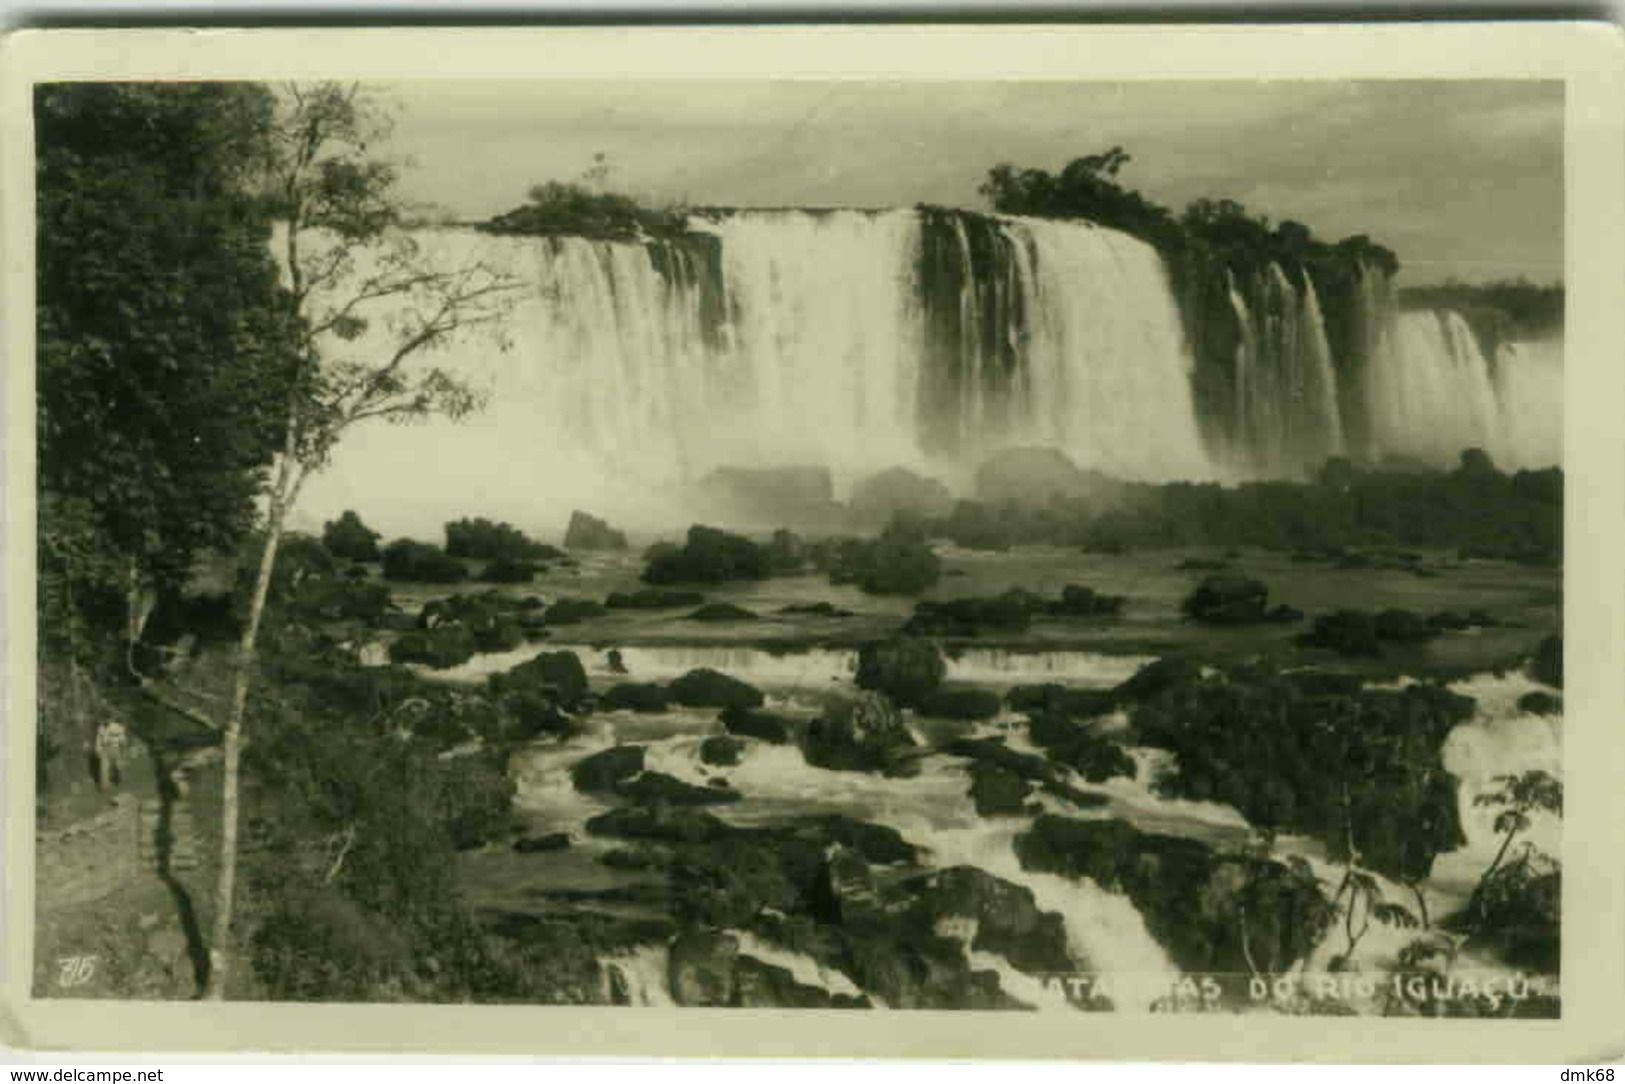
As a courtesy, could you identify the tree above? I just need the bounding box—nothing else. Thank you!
[321,510,382,562]
[205,82,519,999]
[1465,770,1562,928]
[36,83,295,640]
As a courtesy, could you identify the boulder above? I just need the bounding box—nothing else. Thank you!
[564,510,628,551]
[599,683,671,713]
[571,745,646,792]
[822,843,885,926]
[849,467,956,526]
[778,601,855,618]
[1299,611,1384,657]
[388,625,476,669]
[668,929,739,1007]
[1375,608,1440,644]
[1532,634,1562,688]
[1048,584,1126,618]
[700,735,746,767]
[668,668,765,711]
[803,691,917,774]
[685,602,760,622]
[513,832,572,853]
[898,866,1075,975]
[492,651,589,711]
[854,638,946,708]
[1005,684,1118,720]
[1517,691,1562,716]
[720,706,793,744]
[1181,575,1270,625]
[616,771,742,806]
[941,737,1049,781]
[545,597,607,625]
[967,763,1033,817]
[1113,655,1199,703]
[973,447,1090,506]
[916,687,1002,721]
[1014,816,1329,976]
[904,592,1036,636]
[605,588,705,610]
[585,804,730,844]
[479,558,538,584]
[1026,713,1136,782]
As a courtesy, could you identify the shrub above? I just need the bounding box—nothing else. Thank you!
[855,638,946,708]
[643,526,769,585]
[381,539,469,584]
[322,510,382,563]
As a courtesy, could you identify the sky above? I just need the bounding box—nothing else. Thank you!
[379,78,1564,287]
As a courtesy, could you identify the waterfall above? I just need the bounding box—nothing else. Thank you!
[298,211,1219,538]
[1366,310,1507,468]
[1225,263,1346,477]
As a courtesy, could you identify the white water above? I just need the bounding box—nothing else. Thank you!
[1365,311,1562,470]
[425,641,1154,692]
[296,212,1222,539]
[997,217,1216,482]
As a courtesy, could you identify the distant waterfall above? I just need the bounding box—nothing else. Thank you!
[1363,310,1561,470]
[1222,264,1346,477]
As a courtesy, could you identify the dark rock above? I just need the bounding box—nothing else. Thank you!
[778,601,855,618]
[513,832,572,853]
[1267,604,1305,624]
[1026,713,1136,782]
[668,929,738,1007]
[899,866,1075,975]
[643,525,769,586]
[1429,610,1471,631]
[472,615,525,653]
[1182,575,1270,625]
[974,447,1093,506]
[564,510,629,551]
[668,668,764,710]
[1282,670,1365,697]
[545,597,608,625]
[599,683,671,713]
[1015,816,1330,976]
[1114,655,1200,702]
[733,955,839,1009]
[700,735,746,767]
[616,771,742,806]
[968,763,1033,816]
[1176,557,1230,571]
[720,706,793,744]
[685,602,760,622]
[480,558,538,583]
[803,692,917,774]
[1517,691,1562,716]
[1299,611,1384,657]
[585,804,731,844]
[942,737,1049,780]
[822,843,884,926]
[1005,684,1118,720]
[571,745,646,792]
[849,467,956,525]
[388,625,476,669]
[854,638,945,708]
[1532,634,1562,688]
[1047,584,1127,618]
[605,588,705,610]
[916,687,1002,721]
[491,651,589,711]
[904,591,1038,637]
[1375,608,1440,644]
[377,612,418,631]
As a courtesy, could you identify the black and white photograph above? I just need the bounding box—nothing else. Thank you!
[8,25,1622,1059]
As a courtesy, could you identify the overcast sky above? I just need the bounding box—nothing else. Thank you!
[381,79,1563,286]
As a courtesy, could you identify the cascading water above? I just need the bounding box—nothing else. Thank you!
[1363,310,1563,470]
[1224,263,1346,477]
[297,210,1221,538]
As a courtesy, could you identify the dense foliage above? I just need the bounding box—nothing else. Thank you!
[1130,665,1474,883]
[642,525,772,585]
[321,511,382,563]
[380,539,469,583]
[1400,279,1564,356]
[480,180,687,243]
[926,451,1560,564]
[444,517,558,563]
[37,83,294,626]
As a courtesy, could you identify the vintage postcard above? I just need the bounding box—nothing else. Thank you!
[2,24,1622,1061]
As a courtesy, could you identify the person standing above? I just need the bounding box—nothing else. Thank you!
[93,717,129,794]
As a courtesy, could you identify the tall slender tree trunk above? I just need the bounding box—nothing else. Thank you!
[203,448,300,1000]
